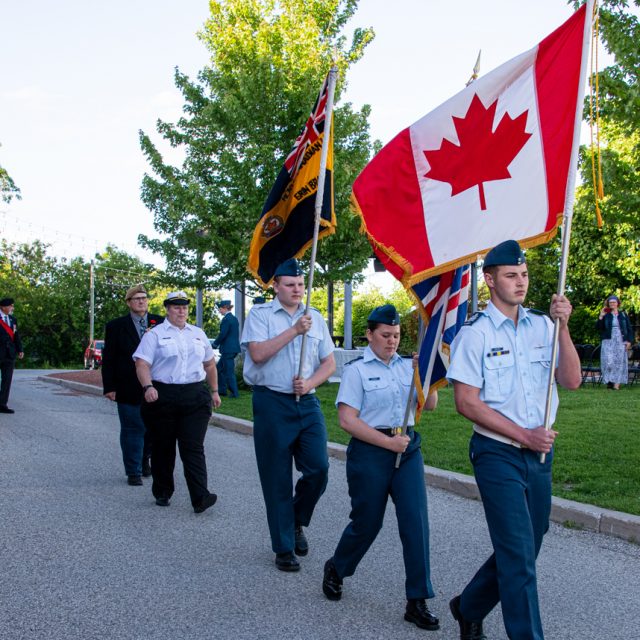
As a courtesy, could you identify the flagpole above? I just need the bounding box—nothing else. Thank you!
[540,0,595,463]
[296,65,338,400]
[395,305,445,469]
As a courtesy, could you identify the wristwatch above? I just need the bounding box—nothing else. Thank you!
[142,385,154,392]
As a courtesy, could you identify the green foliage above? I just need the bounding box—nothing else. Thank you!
[139,0,376,290]
[528,2,640,335]
[0,241,164,366]
[0,143,21,203]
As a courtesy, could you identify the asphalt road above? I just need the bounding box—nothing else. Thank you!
[1,370,639,640]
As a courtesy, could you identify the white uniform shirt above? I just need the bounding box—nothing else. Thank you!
[133,320,214,384]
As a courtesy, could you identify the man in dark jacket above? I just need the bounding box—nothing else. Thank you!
[102,285,163,485]
[213,300,240,398]
[0,297,24,414]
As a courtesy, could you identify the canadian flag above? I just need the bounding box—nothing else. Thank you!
[352,3,590,283]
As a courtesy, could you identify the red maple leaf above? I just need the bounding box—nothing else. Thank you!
[423,94,532,210]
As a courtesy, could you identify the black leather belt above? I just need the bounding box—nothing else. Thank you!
[377,427,412,437]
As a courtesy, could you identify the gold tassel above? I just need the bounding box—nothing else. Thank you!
[590,1,605,228]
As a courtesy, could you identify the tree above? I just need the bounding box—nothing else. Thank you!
[139,0,376,291]
[0,143,21,203]
[0,241,165,366]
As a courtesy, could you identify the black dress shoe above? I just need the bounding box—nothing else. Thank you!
[194,493,218,514]
[0,406,14,414]
[449,595,486,640]
[294,525,308,556]
[322,558,342,600]
[127,475,143,486]
[405,598,440,630]
[275,552,300,572]
[155,497,170,507]
[142,457,152,477]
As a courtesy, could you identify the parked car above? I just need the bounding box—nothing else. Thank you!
[84,339,105,370]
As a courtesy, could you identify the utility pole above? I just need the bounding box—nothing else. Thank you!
[89,260,95,342]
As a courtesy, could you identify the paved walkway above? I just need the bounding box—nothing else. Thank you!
[1,370,639,640]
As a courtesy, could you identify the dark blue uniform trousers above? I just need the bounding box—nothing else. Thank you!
[460,433,552,640]
[332,430,435,600]
[141,381,213,507]
[252,386,329,554]
[217,353,239,397]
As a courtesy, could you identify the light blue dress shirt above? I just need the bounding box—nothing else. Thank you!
[447,301,558,429]
[132,320,214,384]
[336,345,415,428]
[241,298,335,393]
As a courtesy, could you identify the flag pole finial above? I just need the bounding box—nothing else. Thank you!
[466,50,482,86]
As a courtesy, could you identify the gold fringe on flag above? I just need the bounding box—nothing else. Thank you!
[589,0,605,228]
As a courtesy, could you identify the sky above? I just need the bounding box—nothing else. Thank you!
[0,0,601,288]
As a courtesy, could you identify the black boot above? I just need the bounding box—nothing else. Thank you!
[404,598,440,630]
[322,558,342,600]
[449,595,486,640]
[294,525,308,556]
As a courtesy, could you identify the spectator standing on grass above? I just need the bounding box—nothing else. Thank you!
[446,240,581,640]
[102,284,163,486]
[596,294,634,390]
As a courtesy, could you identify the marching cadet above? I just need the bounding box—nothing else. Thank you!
[241,258,336,572]
[446,240,581,640]
[322,304,440,632]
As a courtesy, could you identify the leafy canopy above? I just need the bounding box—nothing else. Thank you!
[139,0,376,291]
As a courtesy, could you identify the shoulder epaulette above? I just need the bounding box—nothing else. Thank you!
[345,356,363,366]
[527,308,548,317]
[463,311,487,326]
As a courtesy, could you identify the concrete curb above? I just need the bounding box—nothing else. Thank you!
[40,376,640,544]
[209,414,640,543]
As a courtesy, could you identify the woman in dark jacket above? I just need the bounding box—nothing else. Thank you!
[596,295,634,390]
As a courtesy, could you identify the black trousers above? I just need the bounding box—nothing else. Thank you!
[0,358,15,407]
[141,381,212,506]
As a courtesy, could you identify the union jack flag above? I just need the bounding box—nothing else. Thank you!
[284,76,329,176]
[410,264,471,414]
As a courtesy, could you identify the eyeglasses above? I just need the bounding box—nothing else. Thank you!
[129,296,148,302]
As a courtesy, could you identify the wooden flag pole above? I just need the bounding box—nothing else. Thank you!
[296,65,338,400]
[540,0,595,463]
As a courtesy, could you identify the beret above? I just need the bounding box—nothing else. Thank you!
[483,240,526,268]
[368,304,400,326]
[217,300,233,308]
[274,258,303,278]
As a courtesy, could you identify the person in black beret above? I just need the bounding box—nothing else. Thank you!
[446,239,581,640]
[323,304,440,631]
[0,297,24,413]
[213,300,240,398]
[241,258,336,572]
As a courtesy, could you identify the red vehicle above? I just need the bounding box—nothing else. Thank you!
[84,339,105,370]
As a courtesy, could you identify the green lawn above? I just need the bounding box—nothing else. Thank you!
[216,383,640,516]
